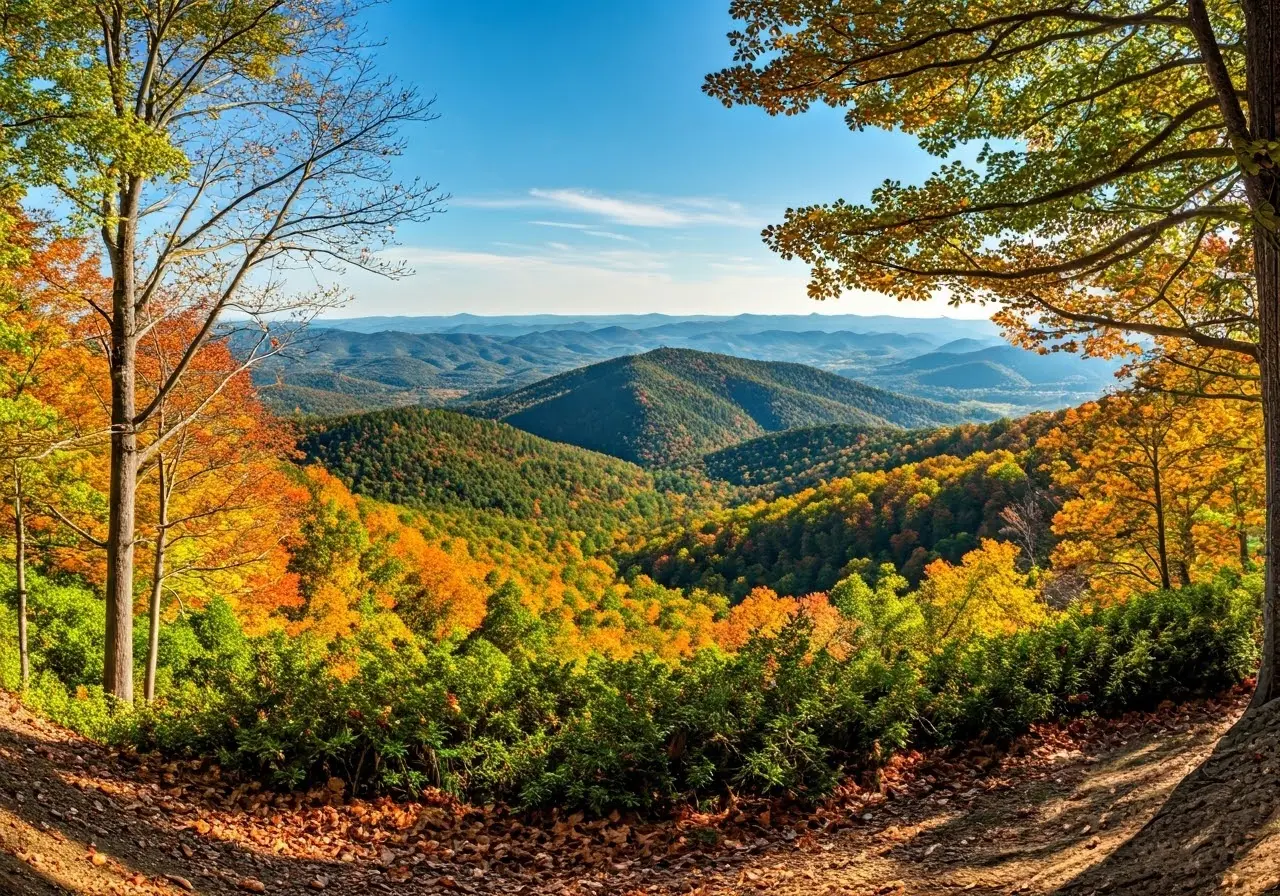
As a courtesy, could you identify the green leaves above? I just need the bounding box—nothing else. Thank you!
[706,0,1256,365]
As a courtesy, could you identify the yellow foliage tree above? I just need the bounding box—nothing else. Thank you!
[1042,391,1263,600]
[919,540,1047,643]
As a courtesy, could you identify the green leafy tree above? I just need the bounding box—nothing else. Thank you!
[705,0,1280,705]
[0,1,445,700]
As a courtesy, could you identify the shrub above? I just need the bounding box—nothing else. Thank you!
[2,564,1261,815]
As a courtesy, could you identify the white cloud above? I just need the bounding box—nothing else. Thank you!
[529,220,591,230]
[584,230,637,242]
[310,245,991,318]
[457,188,760,228]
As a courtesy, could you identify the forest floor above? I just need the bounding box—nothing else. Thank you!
[3,689,1280,896]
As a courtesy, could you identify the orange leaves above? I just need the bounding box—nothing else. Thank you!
[715,586,798,651]
[362,505,489,639]
[1043,391,1263,601]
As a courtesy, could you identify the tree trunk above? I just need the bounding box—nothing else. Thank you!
[1151,454,1172,590]
[13,465,28,688]
[103,209,138,704]
[1248,0,1280,708]
[144,461,167,703]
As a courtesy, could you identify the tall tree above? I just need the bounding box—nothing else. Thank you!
[1,1,443,700]
[0,225,105,686]
[705,0,1280,703]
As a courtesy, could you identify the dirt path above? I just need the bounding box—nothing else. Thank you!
[0,691,1274,896]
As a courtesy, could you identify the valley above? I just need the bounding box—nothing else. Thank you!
[1,2,1275,894]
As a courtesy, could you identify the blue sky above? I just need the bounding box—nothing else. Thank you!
[329,0,982,319]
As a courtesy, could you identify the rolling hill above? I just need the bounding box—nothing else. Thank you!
[298,408,688,543]
[862,344,1122,410]
[466,347,981,467]
[699,413,1063,496]
[246,315,1118,417]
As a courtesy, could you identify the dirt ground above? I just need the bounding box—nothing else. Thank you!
[2,691,1279,896]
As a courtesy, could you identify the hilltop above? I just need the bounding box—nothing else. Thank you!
[466,347,977,467]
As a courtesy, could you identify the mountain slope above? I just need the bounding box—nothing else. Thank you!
[700,413,1063,496]
[863,344,1122,411]
[467,348,978,466]
[298,408,684,541]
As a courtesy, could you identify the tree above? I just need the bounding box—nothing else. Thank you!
[918,539,1047,643]
[131,315,303,701]
[714,585,799,650]
[0,225,106,687]
[1,1,444,700]
[1042,391,1263,598]
[705,0,1280,703]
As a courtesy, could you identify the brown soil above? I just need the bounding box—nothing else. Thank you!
[1,691,1278,896]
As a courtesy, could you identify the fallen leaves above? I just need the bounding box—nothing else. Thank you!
[0,688,1255,896]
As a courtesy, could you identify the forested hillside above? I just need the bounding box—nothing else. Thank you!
[636,449,1040,596]
[700,413,1063,496]
[468,347,977,466]
[299,408,699,548]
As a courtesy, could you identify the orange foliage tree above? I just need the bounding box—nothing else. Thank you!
[130,316,304,700]
[1042,392,1263,599]
[0,224,108,685]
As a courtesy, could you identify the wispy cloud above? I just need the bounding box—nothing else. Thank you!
[529,220,591,230]
[584,229,637,243]
[394,245,669,274]
[459,188,760,228]
[529,219,640,243]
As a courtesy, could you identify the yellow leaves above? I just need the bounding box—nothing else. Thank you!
[1043,391,1263,601]
[920,539,1047,643]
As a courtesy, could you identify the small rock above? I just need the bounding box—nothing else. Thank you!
[237,879,267,894]
[308,877,328,891]
[165,875,195,892]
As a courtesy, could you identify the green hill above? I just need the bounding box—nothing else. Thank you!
[298,408,689,545]
[915,360,1032,390]
[632,447,1040,598]
[701,413,1063,496]
[467,348,978,466]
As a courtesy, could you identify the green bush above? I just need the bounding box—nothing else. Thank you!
[923,575,1260,742]
[2,562,1261,815]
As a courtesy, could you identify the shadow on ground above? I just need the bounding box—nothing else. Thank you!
[1053,700,1280,895]
[0,705,343,895]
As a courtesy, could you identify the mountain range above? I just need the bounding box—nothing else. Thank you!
[467,348,977,467]
[252,313,1121,417]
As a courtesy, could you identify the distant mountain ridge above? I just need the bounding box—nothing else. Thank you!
[246,313,1120,417]
[309,311,1003,340]
[467,347,979,467]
